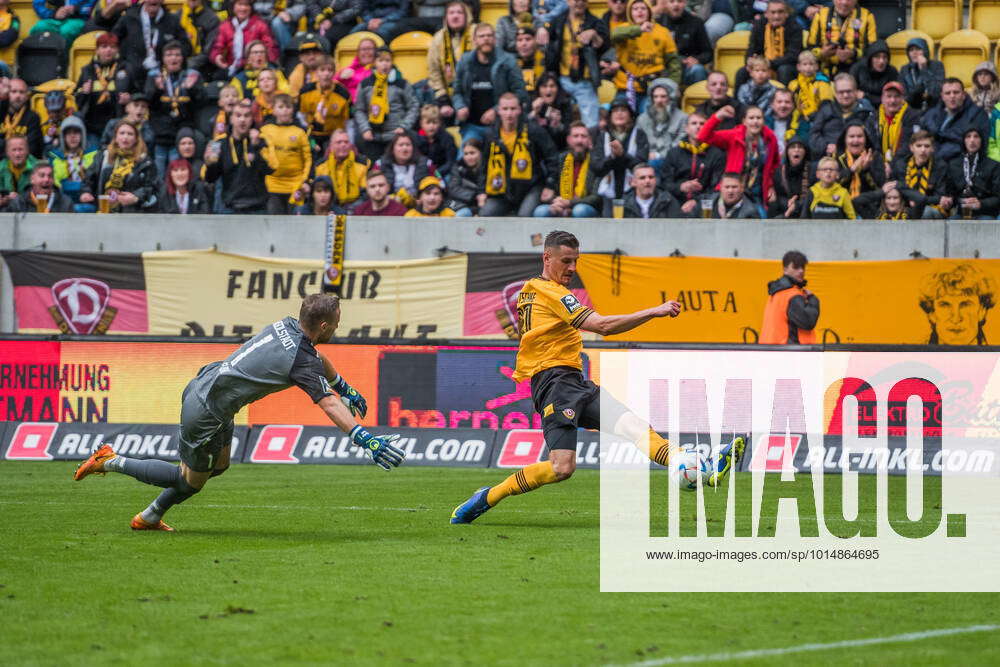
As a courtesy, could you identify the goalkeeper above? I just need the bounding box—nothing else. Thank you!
[73,294,405,532]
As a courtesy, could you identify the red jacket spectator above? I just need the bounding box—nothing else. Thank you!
[698,111,780,199]
[209,8,279,73]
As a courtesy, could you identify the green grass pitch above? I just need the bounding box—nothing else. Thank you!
[1,462,998,665]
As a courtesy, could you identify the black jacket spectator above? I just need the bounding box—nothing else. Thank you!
[622,187,682,218]
[543,10,609,89]
[808,96,873,158]
[75,57,139,139]
[445,158,485,212]
[204,133,274,212]
[413,127,456,178]
[944,129,1000,218]
[0,101,44,158]
[481,118,559,209]
[892,154,948,219]
[82,149,160,213]
[834,121,885,219]
[144,69,203,150]
[708,191,758,218]
[849,40,897,108]
[769,144,811,218]
[112,4,191,84]
[100,115,156,154]
[528,74,575,150]
[660,10,712,66]
[920,94,991,163]
[452,49,529,118]
[863,101,920,163]
[591,124,649,200]
[898,37,944,112]
[159,179,212,213]
[746,15,802,83]
[661,142,724,204]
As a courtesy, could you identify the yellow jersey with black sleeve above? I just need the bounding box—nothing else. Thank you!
[513,277,594,383]
[260,121,313,195]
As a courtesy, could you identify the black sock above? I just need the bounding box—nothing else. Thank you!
[119,458,182,487]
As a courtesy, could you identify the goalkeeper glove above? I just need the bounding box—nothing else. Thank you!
[350,426,405,470]
[332,374,367,418]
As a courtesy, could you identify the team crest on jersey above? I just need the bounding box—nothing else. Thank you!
[560,294,583,313]
[563,408,575,420]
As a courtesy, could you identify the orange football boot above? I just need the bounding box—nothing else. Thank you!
[73,444,116,481]
[130,513,175,532]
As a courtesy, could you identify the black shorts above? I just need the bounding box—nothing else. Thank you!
[178,383,234,473]
[530,366,630,451]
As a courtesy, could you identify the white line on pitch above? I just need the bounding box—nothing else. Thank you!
[616,624,1000,666]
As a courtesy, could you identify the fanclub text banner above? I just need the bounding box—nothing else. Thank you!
[142,250,468,338]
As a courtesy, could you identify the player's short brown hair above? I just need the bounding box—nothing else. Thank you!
[544,230,579,250]
[300,294,341,329]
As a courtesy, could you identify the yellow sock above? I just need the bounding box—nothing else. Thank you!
[640,428,675,467]
[487,461,559,506]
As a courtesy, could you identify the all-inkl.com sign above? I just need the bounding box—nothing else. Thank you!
[0,422,248,462]
[246,426,494,467]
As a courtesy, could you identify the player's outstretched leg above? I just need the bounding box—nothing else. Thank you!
[74,444,201,532]
[706,436,747,487]
[451,441,576,525]
[611,412,678,467]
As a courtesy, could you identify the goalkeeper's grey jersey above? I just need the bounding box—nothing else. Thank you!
[188,317,334,421]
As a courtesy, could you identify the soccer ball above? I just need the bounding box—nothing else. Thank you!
[672,449,710,491]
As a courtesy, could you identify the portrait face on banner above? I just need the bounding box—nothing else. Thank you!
[918,265,997,346]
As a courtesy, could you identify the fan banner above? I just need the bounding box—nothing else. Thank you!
[2,250,468,339]
[574,255,1000,345]
[5,250,999,344]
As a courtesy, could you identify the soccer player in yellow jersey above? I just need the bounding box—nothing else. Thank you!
[451,230,746,523]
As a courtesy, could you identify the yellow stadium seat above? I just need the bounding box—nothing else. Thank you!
[446,125,461,149]
[969,0,1000,41]
[11,0,38,38]
[389,31,432,82]
[938,29,991,87]
[69,30,104,83]
[680,80,733,114]
[911,0,961,41]
[681,80,709,114]
[479,0,507,27]
[334,31,385,72]
[598,79,616,104]
[714,31,750,86]
[164,0,183,11]
[886,30,935,70]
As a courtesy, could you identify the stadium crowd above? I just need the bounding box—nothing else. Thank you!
[0,0,997,219]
